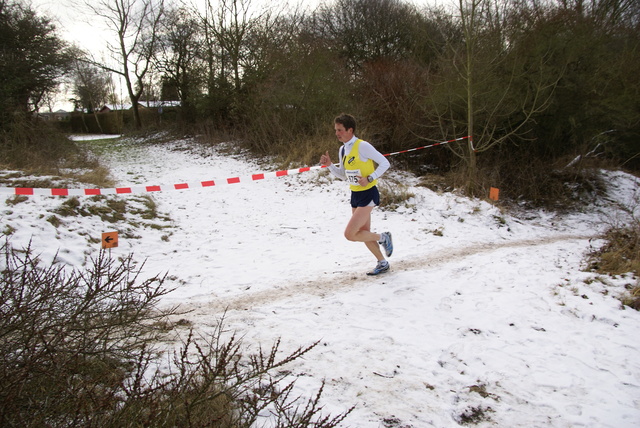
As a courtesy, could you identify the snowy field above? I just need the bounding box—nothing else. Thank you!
[2,135,639,427]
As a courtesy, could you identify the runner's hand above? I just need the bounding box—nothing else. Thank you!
[320,151,332,166]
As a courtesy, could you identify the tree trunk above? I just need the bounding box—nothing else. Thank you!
[131,101,142,129]
[463,0,477,194]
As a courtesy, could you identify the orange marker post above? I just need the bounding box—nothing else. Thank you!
[489,187,500,201]
[102,231,119,249]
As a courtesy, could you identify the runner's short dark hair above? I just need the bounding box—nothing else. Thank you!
[335,113,356,133]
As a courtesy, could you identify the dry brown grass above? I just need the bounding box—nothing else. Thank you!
[1,118,115,189]
[588,223,640,310]
[378,177,416,211]
[590,226,640,276]
[62,164,115,188]
[621,285,640,310]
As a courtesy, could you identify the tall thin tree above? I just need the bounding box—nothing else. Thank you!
[430,0,560,193]
[85,0,164,128]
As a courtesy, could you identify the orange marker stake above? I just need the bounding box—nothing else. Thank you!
[102,231,119,249]
[489,187,500,201]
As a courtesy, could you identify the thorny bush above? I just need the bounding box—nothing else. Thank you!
[0,241,351,427]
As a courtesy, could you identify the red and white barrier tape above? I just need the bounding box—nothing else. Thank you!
[0,136,469,196]
[0,166,325,196]
[383,136,470,156]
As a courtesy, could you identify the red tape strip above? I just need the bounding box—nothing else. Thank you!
[0,137,469,196]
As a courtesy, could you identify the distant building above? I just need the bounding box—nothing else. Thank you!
[38,110,71,121]
[98,103,133,113]
[97,101,180,113]
[140,100,181,109]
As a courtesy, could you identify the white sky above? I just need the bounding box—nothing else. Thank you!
[30,0,319,53]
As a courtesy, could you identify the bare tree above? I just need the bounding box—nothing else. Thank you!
[71,58,114,132]
[427,0,560,193]
[201,0,267,115]
[85,0,165,128]
[155,5,203,122]
[312,0,424,75]
[71,59,113,112]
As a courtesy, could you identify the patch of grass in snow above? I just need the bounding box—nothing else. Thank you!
[622,285,640,310]
[73,134,135,157]
[468,384,500,401]
[381,416,413,428]
[493,215,507,226]
[589,226,640,276]
[52,195,169,225]
[68,165,114,188]
[4,195,29,206]
[46,215,62,228]
[378,177,416,211]
[54,196,127,223]
[456,405,495,425]
[2,224,16,236]
[0,166,113,192]
[129,196,158,219]
[0,174,60,191]
[416,173,454,193]
[587,222,640,310]
[424,227,444,236]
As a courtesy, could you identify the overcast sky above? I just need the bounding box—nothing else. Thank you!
[29,0,444,51]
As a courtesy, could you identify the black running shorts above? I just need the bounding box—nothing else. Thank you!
[350,186,380,208]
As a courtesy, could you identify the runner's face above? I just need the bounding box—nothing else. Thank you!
[335,123,353,143]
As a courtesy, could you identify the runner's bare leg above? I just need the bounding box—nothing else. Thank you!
[345,206,384,261]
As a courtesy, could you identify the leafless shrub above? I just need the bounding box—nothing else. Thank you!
[152,328,352,427]
[0,241,351,426]
[0,240,174,426]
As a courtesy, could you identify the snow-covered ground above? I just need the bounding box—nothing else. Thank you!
[2,135,639,427]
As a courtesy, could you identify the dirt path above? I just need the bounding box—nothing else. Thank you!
[174,233,593,317]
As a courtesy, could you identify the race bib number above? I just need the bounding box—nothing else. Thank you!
[345,169,361,185]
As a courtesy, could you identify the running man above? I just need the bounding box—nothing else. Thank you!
[319,113,394,275]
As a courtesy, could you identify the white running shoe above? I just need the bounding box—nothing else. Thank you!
[367,260,390,276]
[379,232,393,257]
